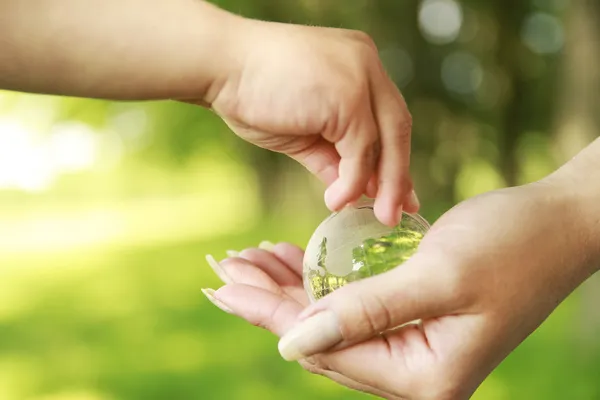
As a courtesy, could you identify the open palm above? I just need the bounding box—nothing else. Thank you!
[204,180,596,399]
[204,243,481,400]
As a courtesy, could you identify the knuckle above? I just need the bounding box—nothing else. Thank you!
[395,117,412,140]
[346,290,392,339]
[403,111,413,128]
[251,299,286,332]
[266,299,286,323]
[341,29,378,60]
[352,30,378,50]
[299,360,320,375]
[299,356,332,376]
[382,116,412,147]
[250,318,270,331]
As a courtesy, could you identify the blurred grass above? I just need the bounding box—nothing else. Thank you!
[0,217,375,400]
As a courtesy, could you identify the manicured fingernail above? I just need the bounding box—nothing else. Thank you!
[201,288,233,313]
[405,190,420,212]
[226,250,239,257]
[278,311,342,361]
[258,241,275,252]
[205,254,232,284]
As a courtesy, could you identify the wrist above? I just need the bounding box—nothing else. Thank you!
[541,137,600,277]
[162,2,248,103]
[197,15,280,107]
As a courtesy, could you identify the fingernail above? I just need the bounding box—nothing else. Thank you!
[258,241,275,252]
[201,288,233,313]
[226,250,239,257]
[205,254,233,284]
[278,310,342,361]
[324,181,344,211]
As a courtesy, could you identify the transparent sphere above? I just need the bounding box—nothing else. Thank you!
[303,199,430,303]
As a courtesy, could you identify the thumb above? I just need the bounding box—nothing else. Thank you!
[277,252,456,361]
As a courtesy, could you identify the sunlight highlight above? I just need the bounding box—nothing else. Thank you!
[0,117,99,192]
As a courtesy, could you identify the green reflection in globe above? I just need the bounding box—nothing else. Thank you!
[303,199,430,303]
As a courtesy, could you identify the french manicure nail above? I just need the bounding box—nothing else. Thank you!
[258,241,275,252]
[226,250,239,257]
[278,310,342,361]
[201,288,233,313]
[205,254,233,284]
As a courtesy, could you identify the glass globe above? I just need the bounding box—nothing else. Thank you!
[303,199,430,303]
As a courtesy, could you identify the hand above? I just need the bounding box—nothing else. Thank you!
[205,19,417,226]
[202,242,415,399]
[0,0,415,226]
[203,173,600,399]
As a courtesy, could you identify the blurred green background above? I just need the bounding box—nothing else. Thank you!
[1,0,600,399]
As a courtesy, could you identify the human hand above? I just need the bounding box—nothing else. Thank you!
[203,170,600,399]
[0,0,414,226]
[204,19,417,226]
[202,242,416,399]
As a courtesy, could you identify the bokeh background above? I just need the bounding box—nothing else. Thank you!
[1,0,600,399]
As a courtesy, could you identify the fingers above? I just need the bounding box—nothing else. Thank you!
[365,174,379,199]
[325,66,416,224]
[214,284,304,337]
[208,282,404,399]
[271,242,305,276]
[218,256,284,295]
[238,248,300,287]
[324,103,379,211]
[277,252,456,361]
[287,137,341,186]
[370,71,416,226]
[206,242,308,305]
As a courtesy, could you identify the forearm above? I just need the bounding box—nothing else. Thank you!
[0,0,244,100]
[547,136,600,276]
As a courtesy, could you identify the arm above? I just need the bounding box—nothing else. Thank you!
[0,0,242,100]
[0,0,416,226]
[547,136,600,278]
[232,137,600,398]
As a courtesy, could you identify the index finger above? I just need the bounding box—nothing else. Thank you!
[370,71,417,226]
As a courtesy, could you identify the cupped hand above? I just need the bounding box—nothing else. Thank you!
[203,177,600,399]
[202,242,418,399]
[204,19,417,226]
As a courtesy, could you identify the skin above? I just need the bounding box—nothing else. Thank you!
[0,0,417,226]
[206,137,600,399]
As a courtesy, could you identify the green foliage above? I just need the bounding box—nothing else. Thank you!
[1,0,599,399]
